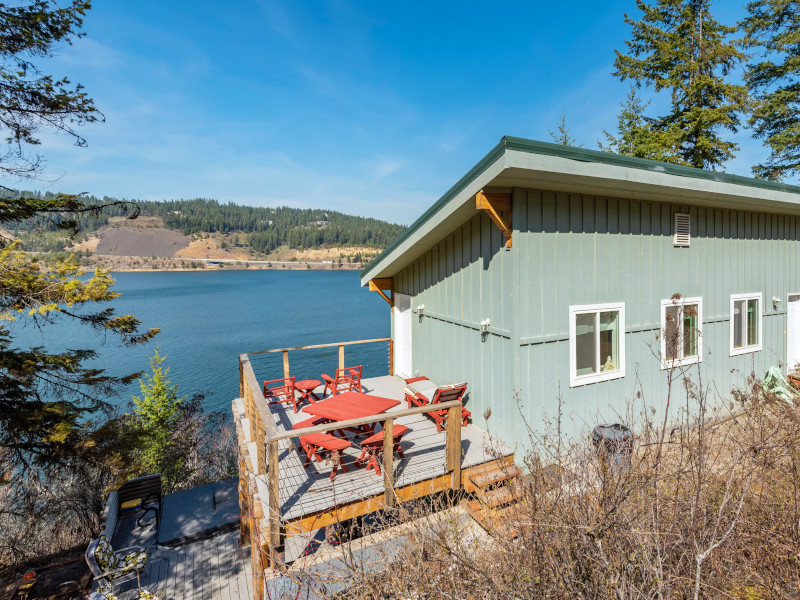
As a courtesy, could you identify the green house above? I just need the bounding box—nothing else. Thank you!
[361,136,800,448]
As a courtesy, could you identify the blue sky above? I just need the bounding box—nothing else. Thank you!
[35,0,778,225]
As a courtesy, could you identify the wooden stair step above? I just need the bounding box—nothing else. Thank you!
[469,465,522,490]
[462,499,522,539]
[464,498,484,521]
[488,502,524,539]
[477,483,525,508]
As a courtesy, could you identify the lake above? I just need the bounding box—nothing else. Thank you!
[8,270,390,415]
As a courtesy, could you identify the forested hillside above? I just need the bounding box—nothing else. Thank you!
[4,192,406,254]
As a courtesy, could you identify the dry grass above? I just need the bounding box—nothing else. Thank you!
[279,372,800,599]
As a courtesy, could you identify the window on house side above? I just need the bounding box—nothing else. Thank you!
[569,303,625,387]
[660,297,702,369]
[730,293,762,356]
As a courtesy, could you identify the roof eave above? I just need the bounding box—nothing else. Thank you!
[361,137,800,286]
[359,138,509,285]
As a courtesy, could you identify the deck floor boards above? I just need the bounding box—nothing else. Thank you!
[109,515,251,600]
[253,375,513,523]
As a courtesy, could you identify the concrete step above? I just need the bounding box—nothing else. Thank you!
[468,464,522,490]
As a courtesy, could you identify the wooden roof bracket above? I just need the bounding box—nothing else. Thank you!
[368,278,393,307]
[476,190,512,247]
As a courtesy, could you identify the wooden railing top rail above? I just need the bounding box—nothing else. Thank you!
[239,353,280,438]
[245,337,391,356]
[268,399,464,443]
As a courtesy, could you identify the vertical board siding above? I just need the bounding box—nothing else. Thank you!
[394,211,517,440]
[394,187,800,451]
[517,190,800,445]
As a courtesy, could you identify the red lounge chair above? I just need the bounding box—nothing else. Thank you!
[356,425,409,476]
[404,382,470,433]
[293,417,352,480]
[263,376,298,412]
[321,365,363,396]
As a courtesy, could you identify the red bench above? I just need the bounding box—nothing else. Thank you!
[292,416,351,480]
[356,425,409,476]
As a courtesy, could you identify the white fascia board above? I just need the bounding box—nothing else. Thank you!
[500,150,800,213]
[360,153,508,285]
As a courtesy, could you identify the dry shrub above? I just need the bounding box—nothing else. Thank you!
[327,372,800,599]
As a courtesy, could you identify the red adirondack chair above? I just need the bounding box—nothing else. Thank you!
[356,424,409,476]
[263,376,298,412]
[321,365,363,396]
[404,382,470,432]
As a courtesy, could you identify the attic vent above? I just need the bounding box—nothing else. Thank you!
[673,213,690,247]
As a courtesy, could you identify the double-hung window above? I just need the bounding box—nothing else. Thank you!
[569,302,625,387]
[730,293,762,356]
[660,297,702,369]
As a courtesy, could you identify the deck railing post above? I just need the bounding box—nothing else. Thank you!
[282,350,290,380]
[237,444,250,545]
[241,355,257,444]
[250,491,264,600]
[338,344,345,370]
[251,528,264,600]
[267,439,281,566]
[388,339,394,375]
[445,406,462,490]
[382,418,395,508]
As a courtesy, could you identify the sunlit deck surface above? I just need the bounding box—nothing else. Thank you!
[107,508,251,600]
[235,375,513,525]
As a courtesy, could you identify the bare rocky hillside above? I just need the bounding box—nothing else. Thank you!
[94,224,190,257]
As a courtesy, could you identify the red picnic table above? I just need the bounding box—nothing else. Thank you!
[302,391,400,435]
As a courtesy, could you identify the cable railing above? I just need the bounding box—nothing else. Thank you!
[237,342,464,571]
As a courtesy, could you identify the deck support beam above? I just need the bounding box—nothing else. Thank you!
[476,190,512,248]
[268,440,282,566]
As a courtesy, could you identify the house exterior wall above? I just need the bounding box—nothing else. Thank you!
[393,186,800,451]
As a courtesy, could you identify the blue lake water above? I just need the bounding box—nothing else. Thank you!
[8,270,390,415]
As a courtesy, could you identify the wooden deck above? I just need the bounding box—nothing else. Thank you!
[234,374,513,534]
[108,514,252,600]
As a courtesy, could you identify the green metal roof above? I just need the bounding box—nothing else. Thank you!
[361,135,800,280]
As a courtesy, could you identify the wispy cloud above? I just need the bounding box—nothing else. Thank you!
[369,157,406,182]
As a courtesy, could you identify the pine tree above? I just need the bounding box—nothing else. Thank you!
[741,0,800,181]
[613,0,749,169]
[599,87,676,160]
[548,111,582,147]
[0,3,157,474]
[0,1,102,179]
[132,348,183,480]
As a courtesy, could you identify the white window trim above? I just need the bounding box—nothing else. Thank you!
[730,293,763,356]
[659,297,703,370]
[569,302,626,388]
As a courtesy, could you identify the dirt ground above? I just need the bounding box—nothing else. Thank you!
[175,237,252,260]
[1,551,91,600]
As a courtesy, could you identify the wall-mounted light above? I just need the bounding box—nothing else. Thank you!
[417,304,425,316]
[480,318,491,333]
[773,296,782,310]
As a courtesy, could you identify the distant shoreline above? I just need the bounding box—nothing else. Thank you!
[108,264,363,273]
